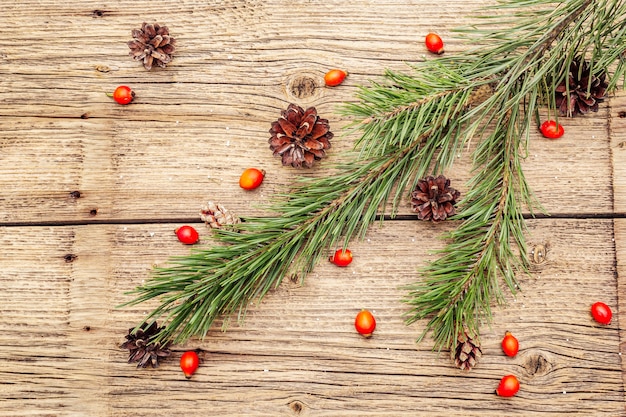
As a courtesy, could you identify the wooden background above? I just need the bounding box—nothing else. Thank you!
[1,1,625,416]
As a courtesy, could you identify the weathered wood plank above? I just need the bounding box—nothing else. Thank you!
[0,220,623,416]
[0,1,617,224]
[0,105,615,224]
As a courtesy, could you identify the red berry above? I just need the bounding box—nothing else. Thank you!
[425,33,444,54]
[175,225,199,245]
[324,69,348,87]
[239,168,265,190]
[496,374,520,397]
[112,85,135,105]
[180,351,200,379]
[540,120,565,139]
[330,249,353,267]
[355,309,376,337]
[501,331,519,357]
[591,301,612,325]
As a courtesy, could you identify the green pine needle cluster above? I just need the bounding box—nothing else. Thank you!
[122,0,626,363]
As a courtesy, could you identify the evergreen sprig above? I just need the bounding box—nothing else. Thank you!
[122,0,626,364]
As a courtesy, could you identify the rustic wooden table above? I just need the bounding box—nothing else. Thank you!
[1,1,625,416]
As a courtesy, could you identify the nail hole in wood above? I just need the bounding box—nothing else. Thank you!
[64,254,77,263]
[618,111,626,118]
[69,190,81,199]
[89,208,98,216]
[83,325,91,331]
[92,10,105,18]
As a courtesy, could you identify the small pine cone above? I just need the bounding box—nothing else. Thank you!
[200,201,240,229]
[269,103,333,168]
[128,22,176,70]
[555,58,608,117]
[411,175,460,222]
[453,328,482,371]
[120,322,171,368]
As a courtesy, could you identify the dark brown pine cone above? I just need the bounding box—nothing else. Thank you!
[120,322,171,368]
[410,175,460,222]
[268,104,333,168]
[128,22,176,70]
[555,58,608,117]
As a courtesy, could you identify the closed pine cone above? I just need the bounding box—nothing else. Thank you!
[453,328,482,371]
[269,104,333,168]
[411,175,460,222]
[200,201,240,229]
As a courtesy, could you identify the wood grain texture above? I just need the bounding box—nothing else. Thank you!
[0,1,617,224]
[0,220,624,416]
[0,0,625,416]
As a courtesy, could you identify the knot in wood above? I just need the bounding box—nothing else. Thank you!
[287,74,319,99]
[288,400,306,414]
[529,243,549,265]
[523,351,552,377]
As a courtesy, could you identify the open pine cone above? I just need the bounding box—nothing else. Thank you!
[555,58,608,117]
[410,175,460,222]
[120,322,171,368]
[128,22,176,70]
[269,104,333,168]
[453,328,482,371]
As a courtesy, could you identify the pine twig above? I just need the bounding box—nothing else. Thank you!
[121,0,626,369]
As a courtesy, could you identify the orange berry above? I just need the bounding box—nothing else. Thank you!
[324,69,348,87]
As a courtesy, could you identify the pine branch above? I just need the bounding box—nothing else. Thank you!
[121,0,626,365]
[123,111,462,344]
[403,0,626,358]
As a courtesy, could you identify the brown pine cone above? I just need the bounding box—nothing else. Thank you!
[410,175,460,222]
[453,328,482,371]
[555,58,608,117]
[120,322,171,368]
[128,22,176,70]
[268,104,333,168]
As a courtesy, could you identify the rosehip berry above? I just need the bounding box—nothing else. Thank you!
[355,309,376,337]
[501,331,519,357]
[425,33,444,55]
[180,351,200,379]
[239,168,265,190]
[591,301,612,325]
[175,225,199,245]
[496,374,520,397]
[324,69,348,87]
[112,85,135,105]
[330,249,353,267]
[540,120,564,139]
